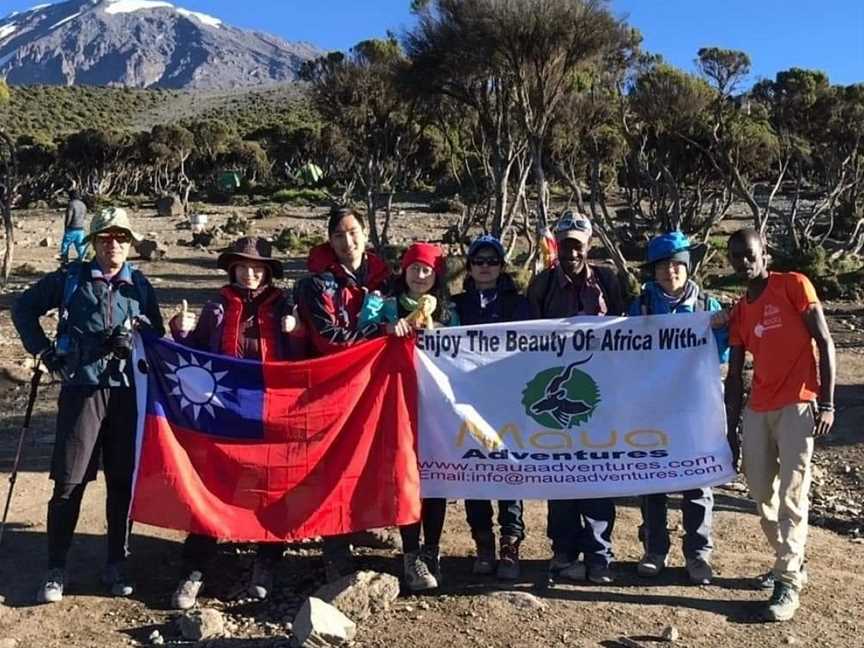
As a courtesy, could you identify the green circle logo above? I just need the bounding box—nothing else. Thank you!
[521,356,600,429]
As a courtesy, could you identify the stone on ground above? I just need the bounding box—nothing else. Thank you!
[156,194,184,218]
[178,608,225,641]
[489,591,547,611]
[292,597,356,647]
[313,570,400,621]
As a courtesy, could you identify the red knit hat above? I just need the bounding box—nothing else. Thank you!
[401,242,445,277]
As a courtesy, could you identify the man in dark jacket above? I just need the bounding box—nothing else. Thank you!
[12,207,164,603]
[526,210,625,585]
[60,189,88,265]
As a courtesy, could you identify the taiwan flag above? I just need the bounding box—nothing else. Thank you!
[130,335,420,541]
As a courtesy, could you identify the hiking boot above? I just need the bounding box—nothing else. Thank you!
[496,536,520,580]
[549,553,585,581]
[686,557,713,585]
[759,567,808,591]
[763,582,800,622]
[172,571,204,610]
[587,564,615,585]
[471,532,496,576]
[637,553,667,578]
[248,558,275,600]
[36,568,65,604]
[420,544,442,584]
[403,551,438,591]
[102,562,134,597]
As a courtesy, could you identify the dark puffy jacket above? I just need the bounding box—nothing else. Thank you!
[451,274,532,326]
[296,243,392,357]
[12,261,164,387]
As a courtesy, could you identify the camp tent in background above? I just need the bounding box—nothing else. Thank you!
[218,171,242,194]
[298,162,324,186]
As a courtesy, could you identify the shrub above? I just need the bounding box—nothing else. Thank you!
[271,188,331,205]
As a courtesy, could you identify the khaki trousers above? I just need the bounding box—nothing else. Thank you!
[742,402,815,590]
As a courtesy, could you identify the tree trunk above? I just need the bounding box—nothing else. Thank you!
[0,130,16,286]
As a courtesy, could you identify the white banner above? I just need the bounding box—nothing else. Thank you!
[417,313,734,500]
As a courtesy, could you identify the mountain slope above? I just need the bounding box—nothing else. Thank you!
[0,0,321,89]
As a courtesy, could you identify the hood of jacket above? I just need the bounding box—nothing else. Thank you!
[306,243,391,289]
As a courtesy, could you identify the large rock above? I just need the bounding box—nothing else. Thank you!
[313,570,399,621]
[292,597,356,647]
[178,608,225,641]
[134,239,167,261]
[156,194,184,218]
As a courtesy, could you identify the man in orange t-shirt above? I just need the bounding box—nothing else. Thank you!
[724,229,836,623]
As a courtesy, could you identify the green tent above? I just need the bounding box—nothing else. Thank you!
[298,162,324,186]
[218,171,242,193]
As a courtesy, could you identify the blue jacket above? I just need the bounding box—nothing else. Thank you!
[12,261,164,387]
[627,281,729,363]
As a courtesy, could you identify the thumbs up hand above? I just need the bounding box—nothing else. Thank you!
[171,299,198,334]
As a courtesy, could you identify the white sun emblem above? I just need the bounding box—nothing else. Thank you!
[164,354,231,420]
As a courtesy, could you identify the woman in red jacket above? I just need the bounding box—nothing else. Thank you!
[168,236,300,609]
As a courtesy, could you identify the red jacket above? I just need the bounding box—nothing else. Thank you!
[297,243,392,357]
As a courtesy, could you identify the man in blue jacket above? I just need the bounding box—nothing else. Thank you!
[628,231,729,585]
[12,207,164,603]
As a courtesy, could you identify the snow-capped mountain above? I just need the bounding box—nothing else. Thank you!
[0,0,321,89]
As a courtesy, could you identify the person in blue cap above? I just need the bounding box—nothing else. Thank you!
[628,230,729,585]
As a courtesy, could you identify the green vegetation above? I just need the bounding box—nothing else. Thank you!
[271,188,331,205]
[0,85,179,140]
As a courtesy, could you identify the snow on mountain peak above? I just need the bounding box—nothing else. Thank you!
[103,0,222,28]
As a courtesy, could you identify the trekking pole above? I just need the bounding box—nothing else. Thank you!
[0,360,44,546]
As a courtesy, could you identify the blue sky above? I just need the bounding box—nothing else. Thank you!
[2,0,862,86]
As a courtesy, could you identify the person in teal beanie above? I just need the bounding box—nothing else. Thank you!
[628,231,729,585]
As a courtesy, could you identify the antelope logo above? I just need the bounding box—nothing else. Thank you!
[521,356,600,429]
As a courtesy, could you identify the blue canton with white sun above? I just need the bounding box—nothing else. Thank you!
[144,338,266,440]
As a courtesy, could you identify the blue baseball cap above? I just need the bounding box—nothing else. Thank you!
[644,231,706,269]
[468,234,505,259]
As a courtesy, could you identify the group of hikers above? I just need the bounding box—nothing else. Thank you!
[10,201,836,624]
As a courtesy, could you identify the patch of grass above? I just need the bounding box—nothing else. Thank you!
[271,188,331,206]
[272,228,325,255]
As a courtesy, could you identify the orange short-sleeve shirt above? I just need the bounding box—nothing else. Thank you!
[729,272,820,412]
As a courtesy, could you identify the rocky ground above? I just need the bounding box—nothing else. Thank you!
[0,203,862,648]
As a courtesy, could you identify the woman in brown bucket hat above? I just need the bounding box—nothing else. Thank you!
[167,236,302,609]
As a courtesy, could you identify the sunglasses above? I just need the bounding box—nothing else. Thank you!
[95,232,131,244]
[556,211,592,233]
[470,256,502,267]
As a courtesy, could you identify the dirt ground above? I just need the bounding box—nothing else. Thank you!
[0,204,862,648]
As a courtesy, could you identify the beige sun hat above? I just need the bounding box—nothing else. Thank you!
[84,207,143,243]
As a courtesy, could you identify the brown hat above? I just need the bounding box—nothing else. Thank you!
[217,237,283,279]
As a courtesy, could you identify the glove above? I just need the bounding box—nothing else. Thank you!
[404,294,438,330]
[40,347,66,373]
[358,291,386,328]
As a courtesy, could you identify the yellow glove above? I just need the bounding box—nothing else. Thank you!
[404,294,438,330]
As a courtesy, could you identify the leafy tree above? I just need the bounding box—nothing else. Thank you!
[301,37,422,247]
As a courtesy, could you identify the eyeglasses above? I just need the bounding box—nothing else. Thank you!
[470,256,502,267]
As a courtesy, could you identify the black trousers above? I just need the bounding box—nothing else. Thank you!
[48,387,136,569]
[181,534,284,574]
[399,498,447,553]
[464,499,525,541]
